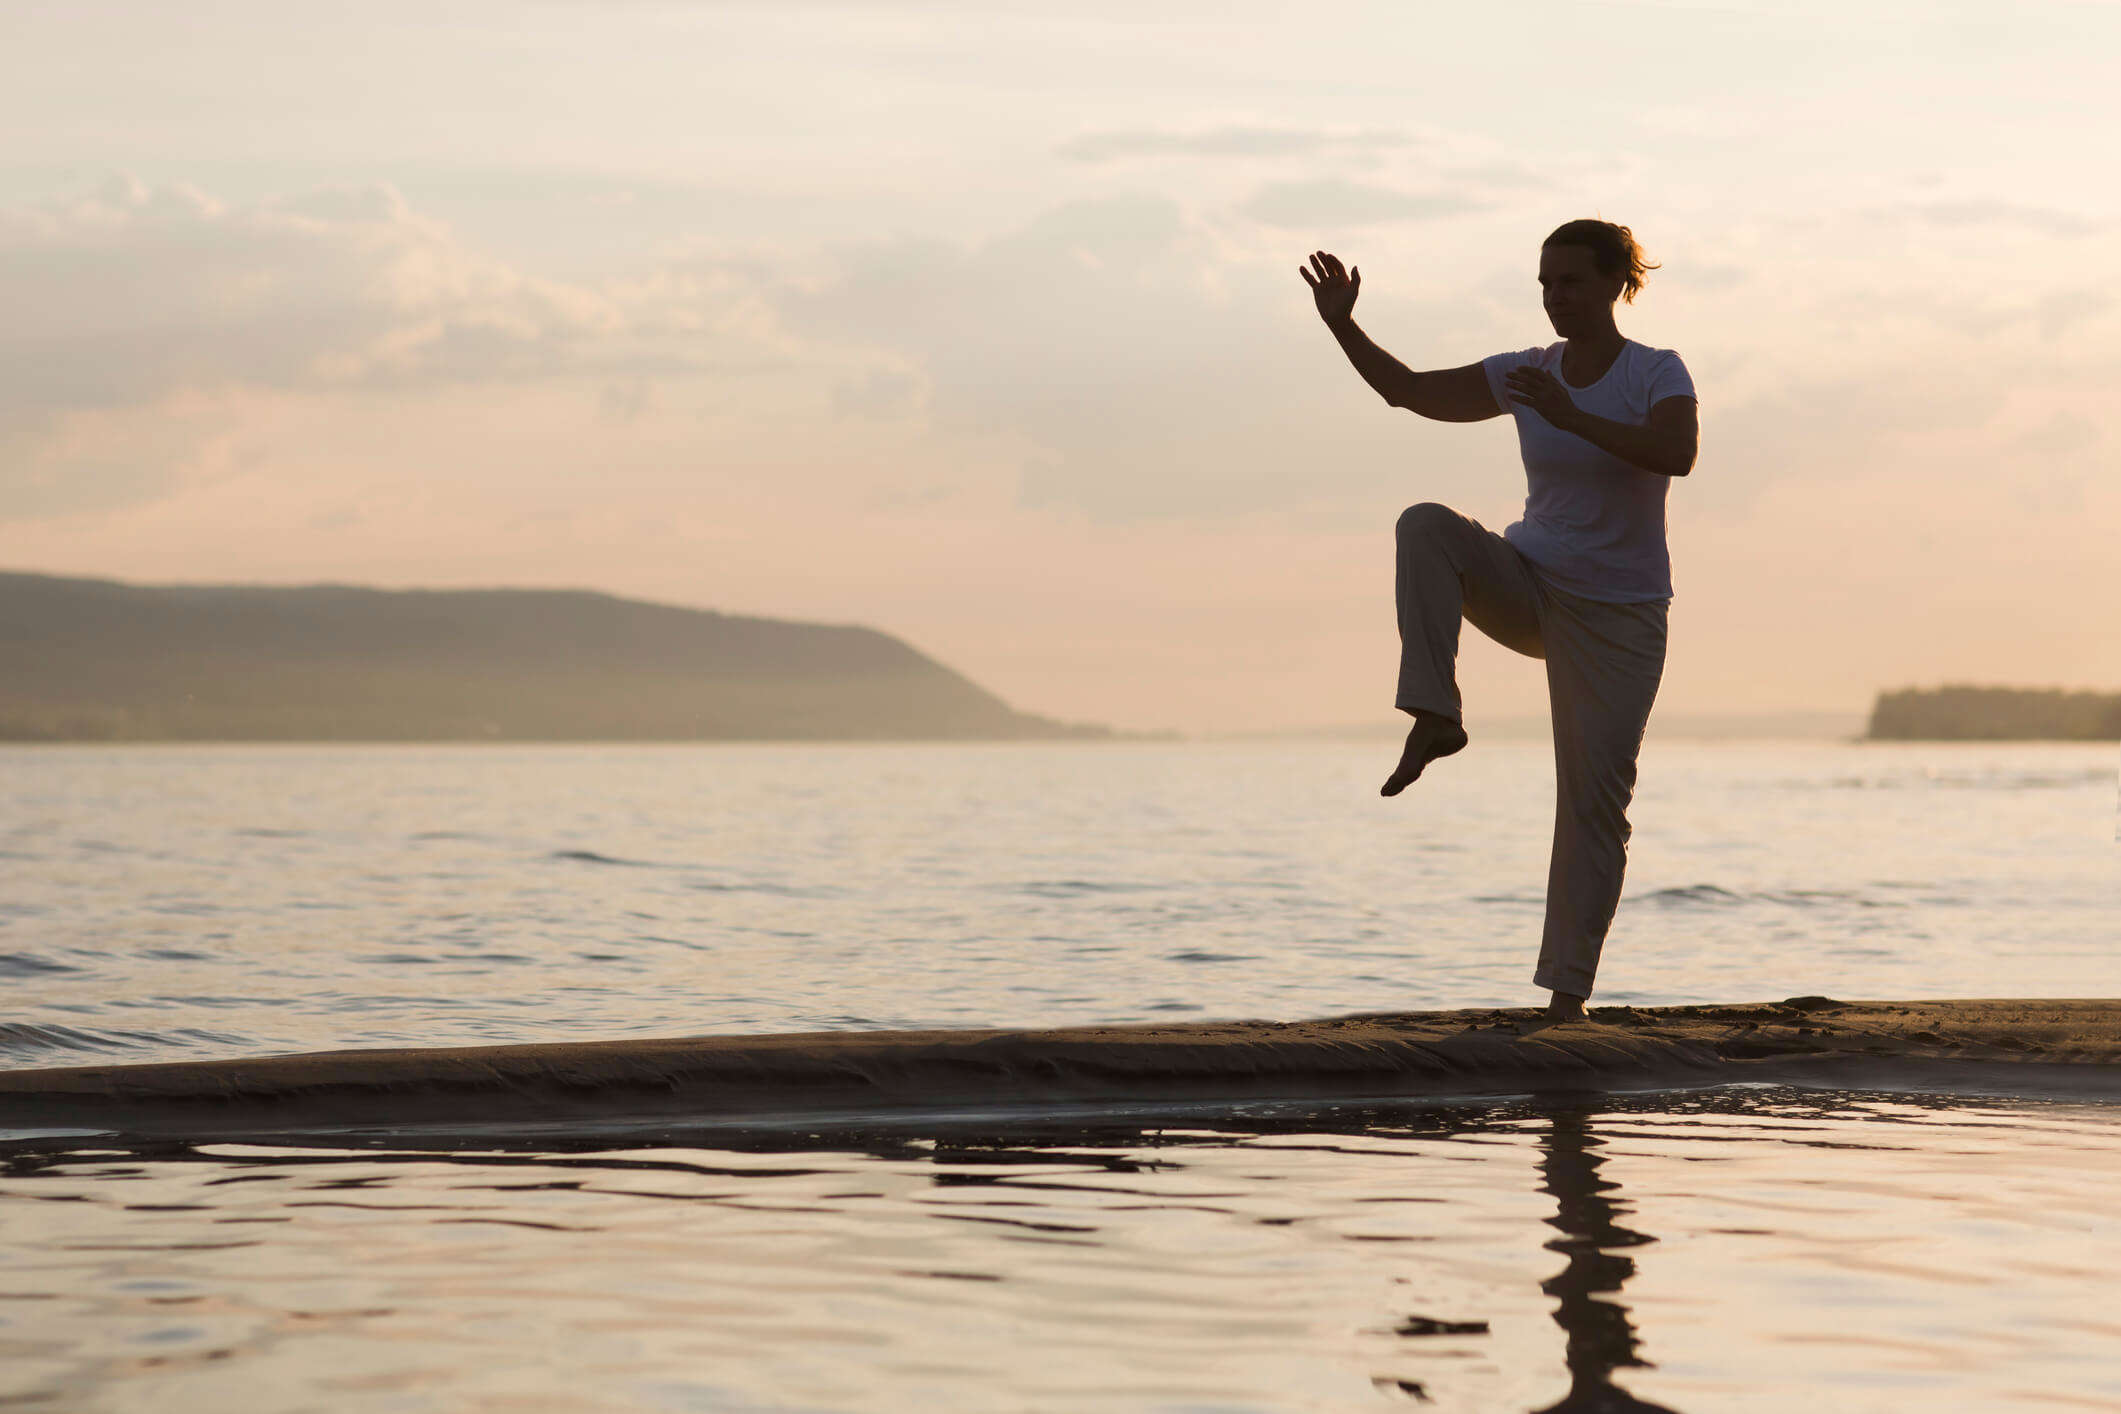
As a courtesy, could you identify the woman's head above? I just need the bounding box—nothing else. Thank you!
[1541,219,1658,305]
[1538,219,1657,339]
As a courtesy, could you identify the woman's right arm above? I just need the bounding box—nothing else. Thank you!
[1301,251,1503,423]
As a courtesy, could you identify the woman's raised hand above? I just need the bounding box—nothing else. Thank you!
[1300,250,1360,324]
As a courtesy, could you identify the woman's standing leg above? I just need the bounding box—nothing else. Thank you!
[1533,591,1668,1001]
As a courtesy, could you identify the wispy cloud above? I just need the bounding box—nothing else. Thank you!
[0,175,798,423]
[772,191,1511,521]
[0,175,800,518]
[1885,198,2104,238]
[1242,179,1487,229]
[1058,126,1415,163]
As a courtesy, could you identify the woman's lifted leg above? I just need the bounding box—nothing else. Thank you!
[1385,501,1544,796]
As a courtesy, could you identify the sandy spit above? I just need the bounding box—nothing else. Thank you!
[2,999,2117,1142]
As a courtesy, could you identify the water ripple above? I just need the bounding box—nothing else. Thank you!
[1817,766,2114,791]
[0,1022,248,1059]
[548,849,657,867]
[1010,879,1164,898]
[0,952,82,977]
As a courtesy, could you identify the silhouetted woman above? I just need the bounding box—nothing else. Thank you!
[1300,222,1698,1030]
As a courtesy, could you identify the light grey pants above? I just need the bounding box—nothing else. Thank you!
[1393,502,1667,998]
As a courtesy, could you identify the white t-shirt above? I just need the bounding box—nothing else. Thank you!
[1480,339,1696,603]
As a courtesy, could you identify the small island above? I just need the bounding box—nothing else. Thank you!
[0,571,1111,743]
[1867,684,2121,741]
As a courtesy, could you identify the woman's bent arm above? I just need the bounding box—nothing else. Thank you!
[1324,317,1500,423]
[1502,366,1698,476]
[1559,396,1698,478]
[1322,314,1418,409]
[1301,251,1499,423]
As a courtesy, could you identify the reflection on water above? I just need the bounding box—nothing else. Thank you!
[3,1087,2119,1412]
[1535,1111,1676,1414]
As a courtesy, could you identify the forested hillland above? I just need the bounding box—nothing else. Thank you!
[1866,685,2120,741]
[0,571,1110,743]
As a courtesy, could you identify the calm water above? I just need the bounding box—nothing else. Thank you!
[6,741,2120,1411]
[4,1090,2120,1412]
[3,741,2116,1066]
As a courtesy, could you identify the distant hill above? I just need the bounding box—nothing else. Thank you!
[0,571,1110,742]
[1867,685,2121,741]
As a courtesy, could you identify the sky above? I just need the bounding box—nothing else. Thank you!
[1,0,2115,734]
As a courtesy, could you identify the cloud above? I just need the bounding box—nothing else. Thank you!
[773,192,1517,522]
[1438,158,1551,191]
[831,364,927,420]
[1057,125,1416,163]
[1242,179,1487,229]
[0,175,809,413]
[0,177,606,415]
[1883,199,2104,238]
[0,400,235,520]
[1830,283,2116,342]
[0,175,796,518]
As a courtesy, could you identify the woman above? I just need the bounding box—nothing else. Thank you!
[1300,220,1698,1031]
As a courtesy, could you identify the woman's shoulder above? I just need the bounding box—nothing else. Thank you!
[1623,341,1697,400]
[1486,341,1565,368]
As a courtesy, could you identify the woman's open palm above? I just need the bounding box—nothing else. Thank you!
[1300,250,1360,323]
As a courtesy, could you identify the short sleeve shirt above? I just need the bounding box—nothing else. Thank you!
[1480,340,1696,603]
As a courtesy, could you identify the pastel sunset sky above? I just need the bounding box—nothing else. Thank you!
[3,1,2114,732]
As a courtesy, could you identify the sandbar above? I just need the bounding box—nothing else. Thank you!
[2,998,2116,1144]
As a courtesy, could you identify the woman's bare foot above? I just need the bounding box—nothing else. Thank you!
[1517,990,1588,1036]
[1381,713,1469,796]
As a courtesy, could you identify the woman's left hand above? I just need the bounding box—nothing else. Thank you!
[1504,366,1581,430]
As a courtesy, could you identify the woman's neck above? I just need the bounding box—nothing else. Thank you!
[1563,325,1624,359]
[1560,325,1625,383]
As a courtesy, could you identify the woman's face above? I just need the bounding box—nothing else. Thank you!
[1538,243,1624,337]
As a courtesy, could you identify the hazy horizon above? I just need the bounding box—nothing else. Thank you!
[3,2,2115,734]
[0,565,2000,739]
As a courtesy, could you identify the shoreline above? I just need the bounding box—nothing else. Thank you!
[3,999,2117,1145]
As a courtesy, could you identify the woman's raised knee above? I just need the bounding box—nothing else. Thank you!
[1396,501,1459,541]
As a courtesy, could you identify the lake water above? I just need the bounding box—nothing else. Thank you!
[4,740,2119,1412]
[4,741,2116,1065]
[5,1089,2120,1412]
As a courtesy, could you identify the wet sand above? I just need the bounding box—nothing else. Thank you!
[2,998,2116,1142]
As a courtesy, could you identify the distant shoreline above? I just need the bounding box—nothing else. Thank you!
[1218,709,1868,743]
[1866,685,2121,742]
[0,569,1116,744]
[1236,691,2121,745]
